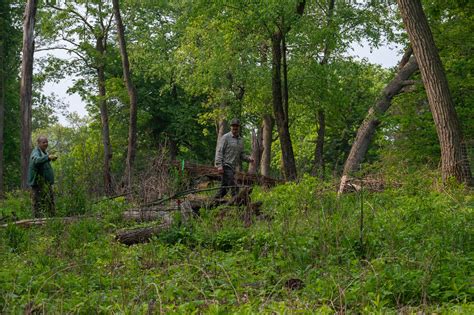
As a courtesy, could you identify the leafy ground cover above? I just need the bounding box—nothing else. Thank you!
[1,176,473,313]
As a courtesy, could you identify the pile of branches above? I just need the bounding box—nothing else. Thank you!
[116,187,263,245]
[167,160,282,187]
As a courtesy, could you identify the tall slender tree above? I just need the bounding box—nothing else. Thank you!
[46,1,115,194]
[0,0,6,196]
[19,0,37,189]
[112,0,138,192]
[397,0,473,186]
[313,0,335,178]
[260,114,274,177]
[248,127,262,175]
[0,44,4,197]
[270,1,305,181]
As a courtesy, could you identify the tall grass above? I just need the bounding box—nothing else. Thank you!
[0,175,472,313]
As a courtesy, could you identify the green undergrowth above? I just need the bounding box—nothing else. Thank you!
[1,176,473,313]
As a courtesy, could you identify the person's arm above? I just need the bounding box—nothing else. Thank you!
[30,149,49,166]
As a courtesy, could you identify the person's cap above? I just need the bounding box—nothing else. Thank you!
[230,118,240,126]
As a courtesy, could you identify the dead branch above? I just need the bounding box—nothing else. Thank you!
[0,215,88,228]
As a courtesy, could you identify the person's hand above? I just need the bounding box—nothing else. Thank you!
[49,154,58,161]
[217,166,224,174]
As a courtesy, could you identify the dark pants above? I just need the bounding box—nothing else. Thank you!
[32,183,55,218]
[215,165,239,198]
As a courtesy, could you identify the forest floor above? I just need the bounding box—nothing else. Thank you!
[1,175,473,314]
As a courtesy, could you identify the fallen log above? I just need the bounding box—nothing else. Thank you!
[117,188,263,244]
[115,221,172,245]
[0,215,88,228]
[122,210,170,222]
[123,198,204,221]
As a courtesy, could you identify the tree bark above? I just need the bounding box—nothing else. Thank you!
[112,0,138,192]
[19,0,37,189]
[260,114,273,177]
[0,32,5,197]
[248,127,262,174]
[313,0,334,178]
[1,216,87,228]
[271,30,297,181]
[270,2,305,181]
[116,222,171,245]
[313,110,325,178]
[338,56,419,194]
[397,0,473,186]
[215,117,228,163]
[96,36,113,195]
[167,137,178,161]
[0,0,6,197]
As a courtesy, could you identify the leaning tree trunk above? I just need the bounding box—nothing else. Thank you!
[271,30,297,181]
[260,114,273,177]
[397,0,473,186]
[113,0,138,192]
[96,37,113,195]
[338,55,419,194]
[19,0,37,189]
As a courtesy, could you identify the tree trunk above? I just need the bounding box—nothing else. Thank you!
[271,31,297,181]
[215,117,228,163]
[338,56,419,194]
[312,0,334,178]
[260,114,273,177]
[248,127,262,174]
[281,32,289,124]
[313,110,325,178]
[397,0,473,186]
[269,2,305,181]
[112,0,138,192]
[0,31,4,197]
[96,37,113,195]
[19,0,37,189]
[168,137,178,161]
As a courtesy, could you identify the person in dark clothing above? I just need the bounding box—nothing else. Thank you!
[28,136,57,217]
[214,118,253,198]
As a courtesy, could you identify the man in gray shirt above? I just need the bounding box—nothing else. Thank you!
[215,118,254,198]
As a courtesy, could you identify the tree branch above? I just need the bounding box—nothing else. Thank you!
[47,3,95,33]
[398,46,413,69]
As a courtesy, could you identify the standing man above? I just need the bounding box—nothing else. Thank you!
[28,136,57,217]
[215,118,254,198]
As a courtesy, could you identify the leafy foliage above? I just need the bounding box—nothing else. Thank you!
[1,176,472,313]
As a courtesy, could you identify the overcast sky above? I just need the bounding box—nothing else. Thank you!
[41,42,402,126]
